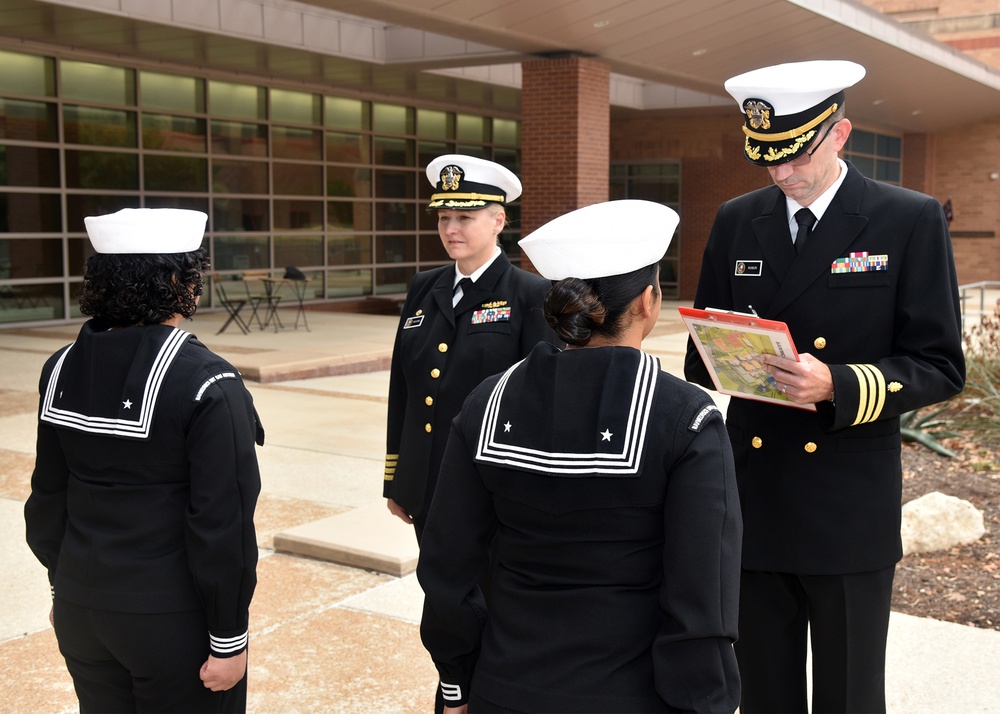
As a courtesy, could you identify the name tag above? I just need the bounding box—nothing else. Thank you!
[735,260,762,277]
[403,315,424,329]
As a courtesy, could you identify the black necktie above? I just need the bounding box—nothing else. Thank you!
[794,208,815,254]
[452,277,471,307]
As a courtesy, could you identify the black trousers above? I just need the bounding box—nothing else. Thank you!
[735,566,895,714]
[53,598,247,713]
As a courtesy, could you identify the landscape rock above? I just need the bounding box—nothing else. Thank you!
[901,491,986,556]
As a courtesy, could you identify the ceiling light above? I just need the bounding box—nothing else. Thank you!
[593,20,610,28]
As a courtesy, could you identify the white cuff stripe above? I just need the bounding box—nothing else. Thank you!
[210,630,249,653]
[440,682,462,702]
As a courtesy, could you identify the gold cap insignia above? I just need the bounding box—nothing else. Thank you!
[744,100,772,131]
[440,165,462,191]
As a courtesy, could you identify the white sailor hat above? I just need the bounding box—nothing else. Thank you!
[426,154,522,210]
[84,208,207,254]
[518,200,677,280]
[725,60,866,166]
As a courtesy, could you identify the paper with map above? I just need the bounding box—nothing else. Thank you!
[679,306,817,411]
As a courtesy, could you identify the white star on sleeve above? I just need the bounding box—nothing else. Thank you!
[601,429,613,441]
[504,421,512,433]
[123,399,132,409]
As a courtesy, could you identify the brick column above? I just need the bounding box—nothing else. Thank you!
[901,132,935,195]
[520,56,610,269]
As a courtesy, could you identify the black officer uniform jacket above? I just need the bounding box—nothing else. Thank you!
[384,252,559,520]
[25,321,263,657]
[684,162,965,575]
[418,342,743,713]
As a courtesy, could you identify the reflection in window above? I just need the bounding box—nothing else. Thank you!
[325,97,368,131]
[0,238,62,277]
[328,201,372,231]
[373,137,414,166]
[273,163,323,196]
[274,199,322,230]
[494,118,519,146]
[275,234,322,267]
[456,114,486,143]
[212,159,268,194]
[144,155,208,192]
[0,50,55,97]
[142,114,206,152]
[211,120,267,156]
[0,99,58,141]
[271,89,320,126]
[419,141,452,169]
[141,71,205,114]
[0,282,64,323]
[64,106,137,147]
[375,202,415,231]
[375,170,416,199]
[273,126,322,161]
[376,234,415,264]
[328,234,372,265]
[209,80,265,120]
[67,238,95,277]
[61,61,135,106]
[418,234,449,262]
[326,131,367,164]
[376,265,414,294]
[66,195,137,233]
[214,197,269,231]
[417,109,450,139]
[372,103,412,134]
[327,268,372,297]
[65,150,138,190]
[455,144,488,159]
[144,196,209,215]
[214,234,268,271]
[0,146,60,187]
[327,166,370,197]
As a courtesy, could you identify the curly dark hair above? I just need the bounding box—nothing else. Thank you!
[544,263,660,347]
[78,249,210,328]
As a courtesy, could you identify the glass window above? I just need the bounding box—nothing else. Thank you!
[419,140,452,169]
[327,131,368,164]
[0,50,56,97]
[214,197,269,232]
[0,238,62,277]
[375,170,416,199]
[494,119,519,146]
[142,114,207,152]
[0,98,58,141]
[455,144,489,159]
[418,234,449,262]
[209,80,266,120]
[328,234,371,265]
[417,109,450,139]
[0,282,64,323]
[144,196,208,213]
[144,155,208,192]
[845,129,902,186]
[271,89,320,126]
[372,103,413,135]
[456,114,486,143]
[327,166,371,197]
[273,199,322,230]
[65,150,139,190]
[328,200,372,232]
[877,135,901,158]
[273,126,322,161]
[376,234,416,264]
[493,148,519,175]
[373,136,414,166]
[376,265,414,294]
[61,60,135,106]
[141,71,205,114]
[212,159,268,194]
[325,97,368,131]
[275,234,323,267]
[68,238,96,277]
[211,120,267,157]
[66,195,137,232]
[327,268,372,297]
[876,162,901,183]
[0,192,61,232]
[0,146,60,187]
[64,106,137,147]
[847,130,875,155]
[213,234,269,271]
[375,201,415,231]
[273,163,323,196]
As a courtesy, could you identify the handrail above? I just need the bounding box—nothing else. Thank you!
[958,280,1000,331]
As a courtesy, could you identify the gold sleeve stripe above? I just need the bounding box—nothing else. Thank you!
[847,363,887,425]
[384,454,398,481]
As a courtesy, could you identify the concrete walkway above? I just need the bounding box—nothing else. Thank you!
[1,301,998,712]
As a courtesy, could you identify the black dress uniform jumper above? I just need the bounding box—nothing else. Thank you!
[384,252,559,538]
[684,162,965,712]
[25,321,263,713]
[418,342,743,713]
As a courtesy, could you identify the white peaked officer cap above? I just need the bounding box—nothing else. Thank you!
[519,200,678,280]
[426,154,522,209]
[724,60,866,166]
[84,208,208,254]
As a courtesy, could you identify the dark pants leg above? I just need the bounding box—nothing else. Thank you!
[54,599,247,713]
[736,567,894,714]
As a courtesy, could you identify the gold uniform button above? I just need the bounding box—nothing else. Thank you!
[425,396,433,406]
[814,337,827,350]
[438,343,449,353]
[416,309,423,315]
[752,436,763,449]
[804,442,818,453]
[430,368,441,378]
[425,423,432,433]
